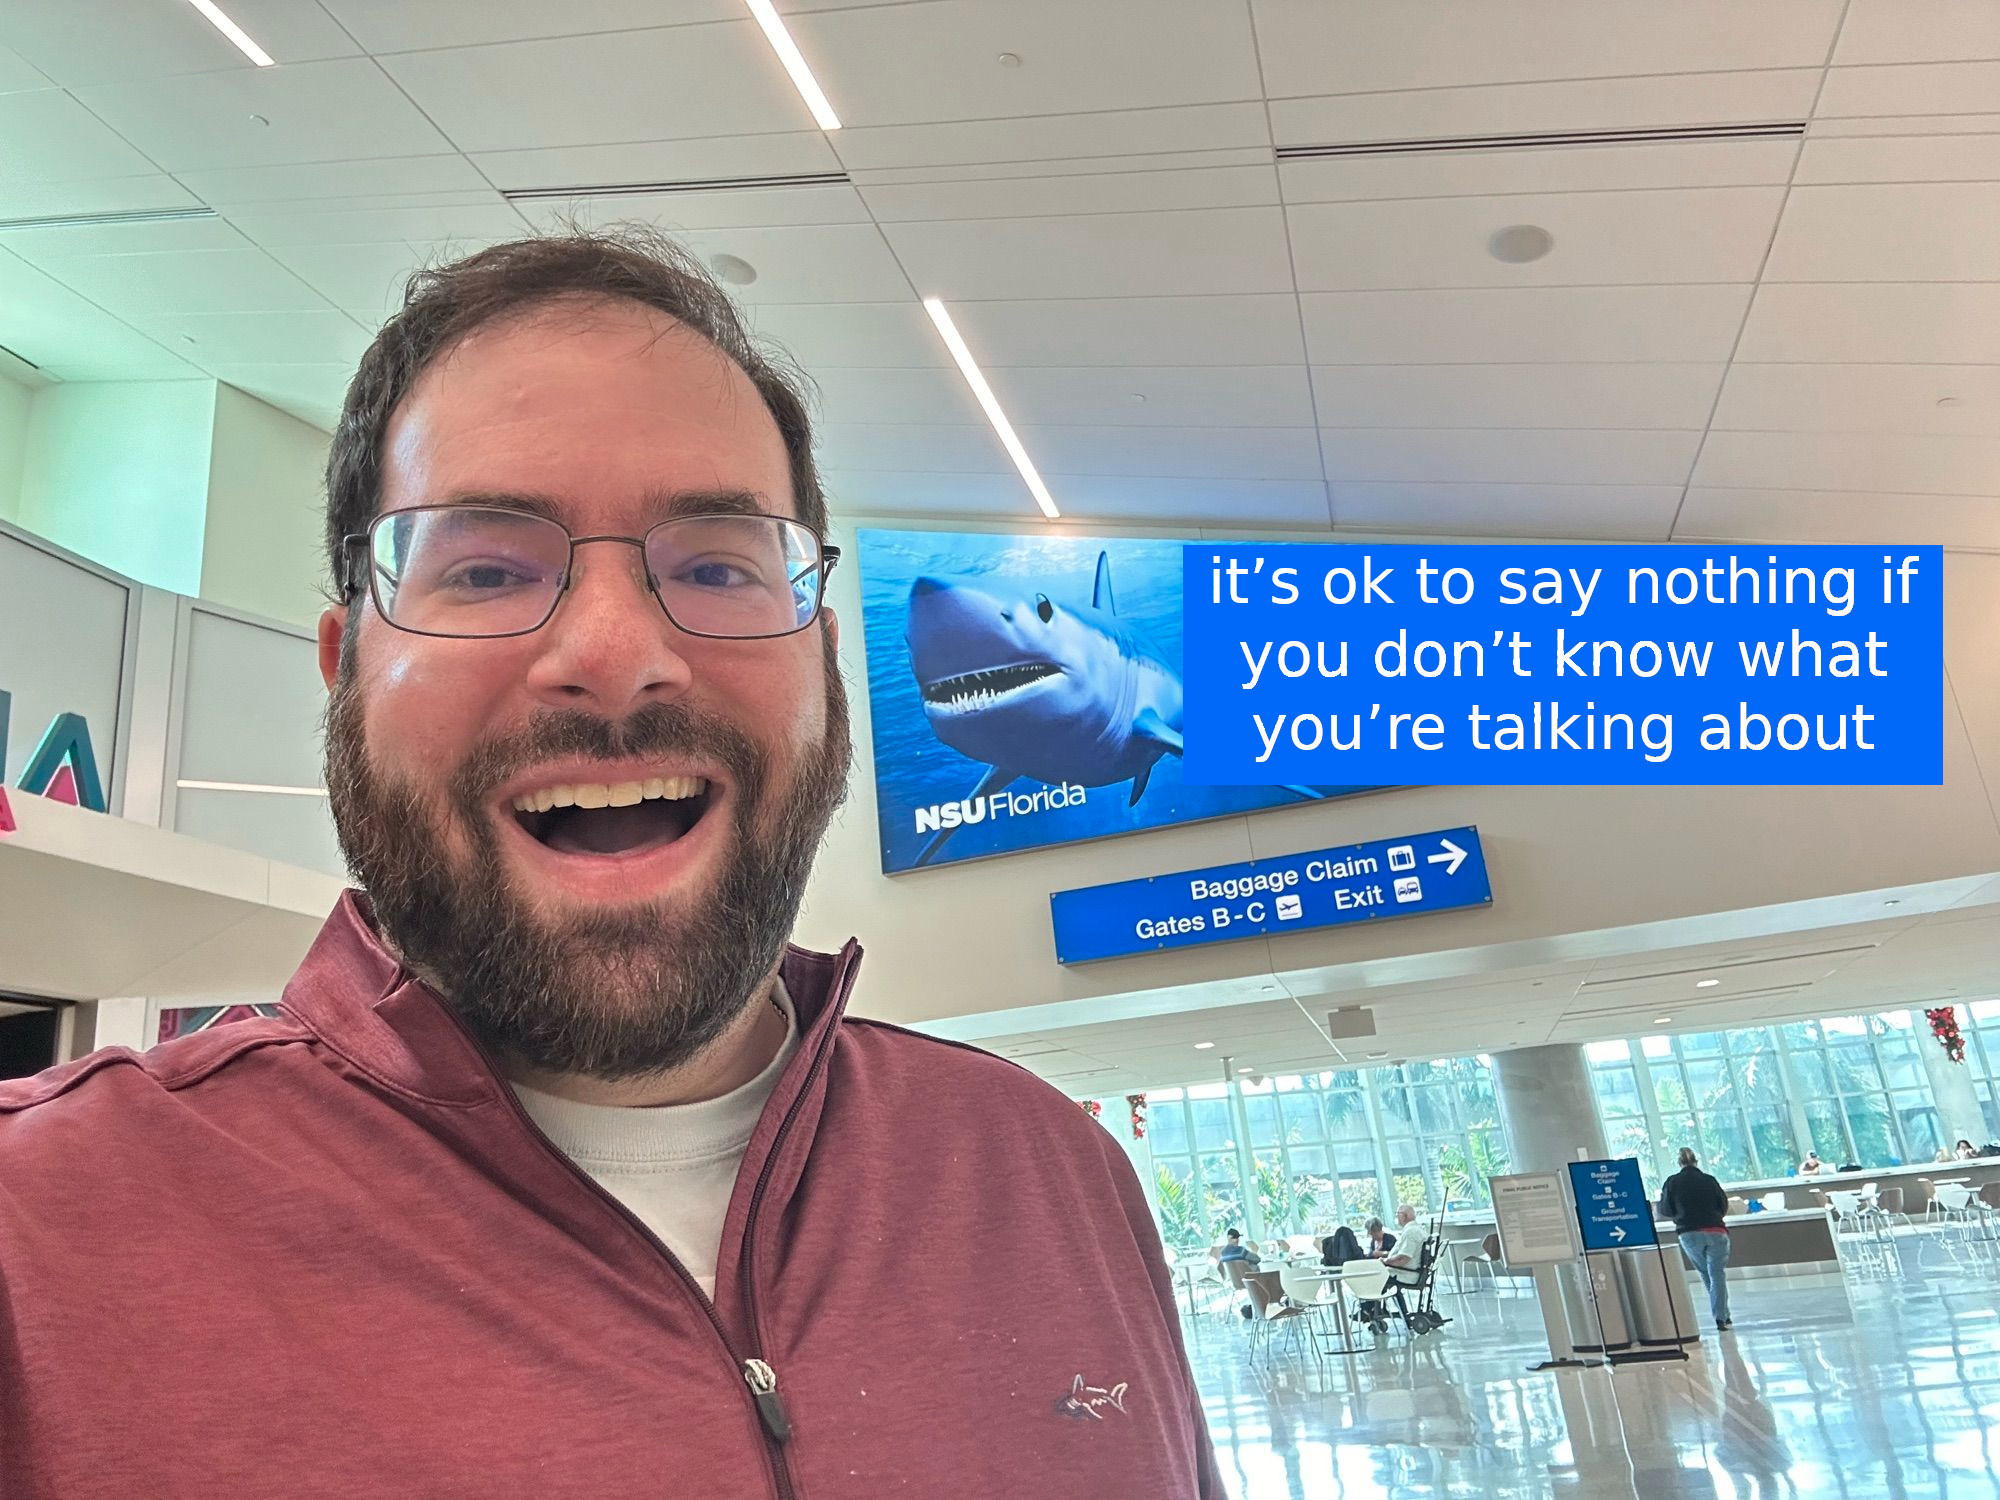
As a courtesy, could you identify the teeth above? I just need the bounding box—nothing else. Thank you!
[511,776,708,814]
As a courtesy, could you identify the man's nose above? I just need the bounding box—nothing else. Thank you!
[522,540,694,714]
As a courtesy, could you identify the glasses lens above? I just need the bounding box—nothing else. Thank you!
[646,515,823,638]
[370,507,568,637]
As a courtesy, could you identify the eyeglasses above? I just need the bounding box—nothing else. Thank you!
[340,505,840,640]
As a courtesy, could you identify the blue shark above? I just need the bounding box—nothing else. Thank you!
[904,553,1182,865]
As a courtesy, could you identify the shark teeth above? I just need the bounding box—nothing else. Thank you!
[922,661,1061,713]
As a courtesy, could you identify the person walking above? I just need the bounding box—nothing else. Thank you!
[1659,1146,1733,1330]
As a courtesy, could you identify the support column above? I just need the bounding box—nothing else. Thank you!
[1912,1011,1989,1148]
[1492,1044,1609,1176]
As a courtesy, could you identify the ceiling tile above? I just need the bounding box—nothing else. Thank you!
[1832,0,2000,64]
[176,155,496,207]
[0,247,197,376]
[73,58,457,171]
[1794,131,2000,183]
[792,0,1263,129]
[378,24,812,154]
[1320,428,1702,485]
[1693,430,2000,496]
[815,422,1009,474]
[1737,283,2000,363]
[0,213,248,258]
[1676,488,2000,548]
[1250,0,1841,97]
[1271,71,1821,148]
[860,164,1279,222]
[1018,425,1324,483]
[0,42,51,94]
[1817,61,2000,117]
[1280,139,1798,204]
[1713,364,2000,436]
[0,89,161,183]
[882,206,1295,300]
[985,366,1318,429]
[1765,183,2000,281]
[652,223,913,303]
[852,148,1274,186]
[821,469,1038,517]
[831,102,1271,173]
[808,367,986,426]
[316,0,738,51]
[1310,364,1724,430]
[1332,482,1681,540]
[35,248,328,318]
[132,308,373,366]
[3,0,360,86]
[1301,286,1754,364]
[221,200,531,248]
[1049,476,1333,528]
[745,302,946,368]
[947,295,1306,367]
[262,240,429,319]
[1287,187,1786,290]
[517,184,871,234]
[471,133,842,192]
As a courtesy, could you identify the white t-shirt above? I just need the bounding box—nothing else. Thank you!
[512,983,799,1300]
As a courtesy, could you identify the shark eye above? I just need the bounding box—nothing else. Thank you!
[1035,593,1054,623]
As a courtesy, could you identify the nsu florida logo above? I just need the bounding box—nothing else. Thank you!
[912,781,1086,836]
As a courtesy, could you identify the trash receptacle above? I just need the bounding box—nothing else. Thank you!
[1559,1252,1632,1352]
[1619,1245,1697,1346]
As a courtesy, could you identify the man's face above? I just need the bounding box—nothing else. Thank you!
[319,298,849,1080]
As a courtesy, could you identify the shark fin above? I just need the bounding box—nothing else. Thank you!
[1132,707,1182,757]
[1092,551,1116,615]
[913,764,1022,867]
[1128,762,1153,806]
[1280,785,1328,800]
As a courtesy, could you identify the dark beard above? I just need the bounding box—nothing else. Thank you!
[323,634,850,1082]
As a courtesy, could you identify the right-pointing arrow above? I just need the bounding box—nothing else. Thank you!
[1609,1224,1627,1242]
[1428,837,1467,876]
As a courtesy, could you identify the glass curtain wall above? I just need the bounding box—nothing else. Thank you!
[1140,1001,2000,1251]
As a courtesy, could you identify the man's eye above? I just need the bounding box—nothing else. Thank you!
[442,561,533,590]
[683,561,757,588]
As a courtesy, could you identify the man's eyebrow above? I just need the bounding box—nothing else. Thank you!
[434,492,567,523]
[651,489,773,521]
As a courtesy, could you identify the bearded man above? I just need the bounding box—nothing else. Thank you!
[0,231,1219,1499]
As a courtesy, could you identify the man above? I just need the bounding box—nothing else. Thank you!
[1217,1228,1257,1267]
[1659,1146,1733,1331]
[1383,1203,1421,1270]
[0,232,1220,1498]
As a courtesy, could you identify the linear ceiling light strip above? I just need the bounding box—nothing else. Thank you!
[176,779,328,797]
[184,0,275,67]
[1276,121,1807,161]
[923,298,1061,520]
[745,0,841,131]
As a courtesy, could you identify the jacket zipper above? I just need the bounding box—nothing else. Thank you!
[428,999,829,1500]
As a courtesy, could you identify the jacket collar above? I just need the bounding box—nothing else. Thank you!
[280,890,863,1108]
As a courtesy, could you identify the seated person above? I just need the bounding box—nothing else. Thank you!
[1955,1138,1979,1161]
[1798,1149,1825,1175]
[1384,1205,1423,1272]
[1320,1225,1364,1267]
[1217,1228,1259,1268]
[1364,1217,1397,1259]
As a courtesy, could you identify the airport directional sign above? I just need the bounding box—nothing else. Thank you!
[1567,1158,1658,1251]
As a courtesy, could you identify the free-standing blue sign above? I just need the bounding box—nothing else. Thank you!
[1567,1158,1659,1251]
[1048,825,1490,965]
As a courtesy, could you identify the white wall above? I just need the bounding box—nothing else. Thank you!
[15,381,215,595]
[0,375,29,524]
[791,524,2000,1035]
[200,384,332,630]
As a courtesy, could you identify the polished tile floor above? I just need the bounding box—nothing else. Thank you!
[1186,1234,2000,1498]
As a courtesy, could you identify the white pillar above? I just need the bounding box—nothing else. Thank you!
[1492,1044,1609,1175]
[1911,1010,1988,1147]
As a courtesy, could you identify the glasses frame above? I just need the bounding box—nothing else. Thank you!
[340,505,841,642]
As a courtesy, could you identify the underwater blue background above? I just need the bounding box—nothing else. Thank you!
[856,527,1380,873]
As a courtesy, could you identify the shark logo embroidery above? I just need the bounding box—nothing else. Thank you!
[1054,1374,1129,1421]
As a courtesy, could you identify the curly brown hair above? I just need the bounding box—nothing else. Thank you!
[323,226,824,593]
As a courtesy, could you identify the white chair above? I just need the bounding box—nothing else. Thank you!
[1761,1190,1787,1212]
[1459,1232,1503,1293]
[1340,1261,1395,1337]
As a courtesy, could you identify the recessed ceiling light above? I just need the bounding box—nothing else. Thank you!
[1937,396,1963,408]
[1365,1051,1387,1059]
[1695,978,1720,989]
[1194,1041,1215,1050]
[1654,1016,1673,1026]
[709,253,758,286]
[185,0,275,67]
[923,297,1060,518]
[997,51,1023,67]
[1884,898,1902,907]
[745,0,842,131]
[1488,223,1554,263]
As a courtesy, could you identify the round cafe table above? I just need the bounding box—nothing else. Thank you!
[1288,1266,1365,1355]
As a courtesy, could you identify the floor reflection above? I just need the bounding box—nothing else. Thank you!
[1185,1252,2000,1499]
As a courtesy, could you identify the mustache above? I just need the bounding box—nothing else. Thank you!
[447,701,766,822]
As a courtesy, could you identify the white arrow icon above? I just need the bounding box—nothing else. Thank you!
[1609,1224,1627,1242]
[1428,838,1468,876]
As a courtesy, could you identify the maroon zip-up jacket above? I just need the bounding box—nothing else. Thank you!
[0,894,1221,1498]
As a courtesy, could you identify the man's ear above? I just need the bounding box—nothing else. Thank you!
[822,605,840,655]
[318,605,348,691]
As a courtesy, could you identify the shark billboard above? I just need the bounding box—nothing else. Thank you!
[856,528,1381,873]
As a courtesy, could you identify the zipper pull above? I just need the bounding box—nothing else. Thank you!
[743,1358,793,1444]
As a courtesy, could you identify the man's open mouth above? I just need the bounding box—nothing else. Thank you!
[509,775,714,857]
